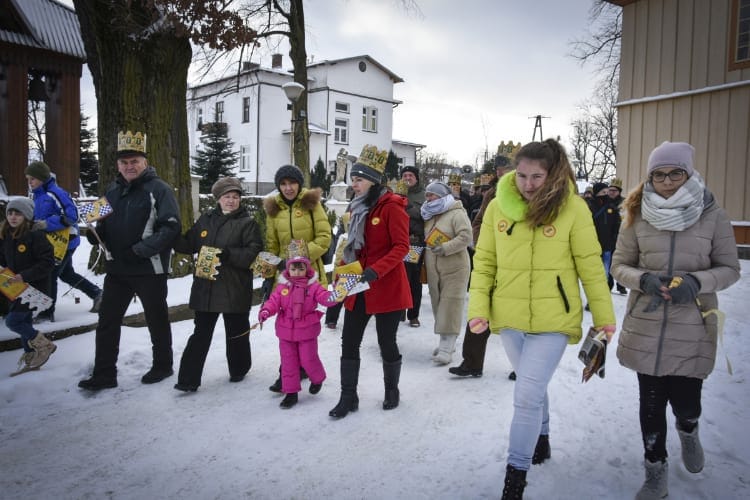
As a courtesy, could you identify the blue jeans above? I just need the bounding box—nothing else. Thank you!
[601,250,612,276]
[501,328,569,471]
[5,310,37,351]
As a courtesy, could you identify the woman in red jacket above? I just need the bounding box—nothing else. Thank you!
[329,146,412,419]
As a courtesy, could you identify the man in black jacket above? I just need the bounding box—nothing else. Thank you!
[78,130,181,391]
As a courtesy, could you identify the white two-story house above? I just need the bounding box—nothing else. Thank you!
[186,54,424,195]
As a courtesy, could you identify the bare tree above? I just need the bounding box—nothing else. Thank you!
[570,79,618,182]
[569,1,622,86]
[417,150,456,185]
[28,100,45,158]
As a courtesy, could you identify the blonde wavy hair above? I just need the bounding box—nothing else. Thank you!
[621,181,645,228]
[515,139,576,227]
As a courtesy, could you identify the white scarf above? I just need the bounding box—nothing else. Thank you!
[421,195,456,221]
[641,172,705,231]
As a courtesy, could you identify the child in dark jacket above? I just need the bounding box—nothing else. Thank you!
[0,198,56,374]
[258,253,341,409]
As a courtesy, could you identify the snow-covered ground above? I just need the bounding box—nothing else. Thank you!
[1,241,748,499]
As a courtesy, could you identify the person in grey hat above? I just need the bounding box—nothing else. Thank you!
[25,161,103,322]
[611,141,740,498]
[172,177,263,392]
[1,197,57,373]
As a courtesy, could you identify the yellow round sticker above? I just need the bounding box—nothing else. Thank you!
[542,225,556,238]
[281,288,289,296]
[607,208,613,214]
[200,230,208,238]
[295,210,303,217]
[17,244,27,253]
[497,220,509,232]
[371,217,381,225]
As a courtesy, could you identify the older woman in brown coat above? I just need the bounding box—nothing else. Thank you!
[611,142,740,500]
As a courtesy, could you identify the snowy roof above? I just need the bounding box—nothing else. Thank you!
[0,0,86,60]
[306,55,404,83]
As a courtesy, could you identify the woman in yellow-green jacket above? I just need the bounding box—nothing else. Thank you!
[467,139,615,500]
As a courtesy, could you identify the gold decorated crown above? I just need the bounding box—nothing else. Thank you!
[286,239,310,261]
[394,179,409,196]
[448,173,461,185]
[497,140,522,159]
[355,145,388,174]
[610,177,623,189]
[117,130,147,156]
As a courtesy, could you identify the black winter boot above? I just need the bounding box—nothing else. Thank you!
[329,358,360,419]
[531,434,551,464]
[501,464,527,500]
[382,358,402,410]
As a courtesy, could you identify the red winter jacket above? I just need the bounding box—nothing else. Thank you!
[344,191,412,314]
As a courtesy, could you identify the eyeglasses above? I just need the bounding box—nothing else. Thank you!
[650,169,686,183]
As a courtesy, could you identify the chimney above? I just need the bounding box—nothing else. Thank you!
[272,54,283,69]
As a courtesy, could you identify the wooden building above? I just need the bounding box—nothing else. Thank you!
[606,0,750,245]
[0,0,85,195]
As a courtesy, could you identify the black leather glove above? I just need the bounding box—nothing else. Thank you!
[640,273,667,296]
[261,277,274,299]
[361,267,378,283]
[668,274,700,304]
[218,248,231,264]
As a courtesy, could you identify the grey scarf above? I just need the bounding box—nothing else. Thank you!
[641,172,705,231]
[342,193,370,264]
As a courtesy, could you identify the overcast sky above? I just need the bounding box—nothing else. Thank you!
[67,0,603,167]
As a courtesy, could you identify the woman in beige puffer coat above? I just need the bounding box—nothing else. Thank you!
[421,181,472,365]
[611,141,740,499]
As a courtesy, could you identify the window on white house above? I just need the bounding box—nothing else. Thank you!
[335,102,350,114]
[362,106,377,132]
[215,101,224,122]
[242,97,250,123]
[334,118,349,144]
[730,0,750,70]
[196,108,203,130]
[239,145,251,172]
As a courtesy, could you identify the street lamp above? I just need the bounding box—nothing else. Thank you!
[282,81,305,163]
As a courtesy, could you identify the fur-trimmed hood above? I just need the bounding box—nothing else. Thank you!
[263,187,323,218]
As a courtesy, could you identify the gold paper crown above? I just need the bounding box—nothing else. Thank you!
[117,130,147,155]
[473,176,481,187]
[610,177,623,189]
[286,239,310,261]
[394,179,409,196]
[448,173,461,185]
[355,145,388,174]
[497,140,522,159]
[480,173,494,186]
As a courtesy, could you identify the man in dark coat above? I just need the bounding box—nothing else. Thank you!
[588,181,621,291]
[78,130,181,391]
[400,165,425,327]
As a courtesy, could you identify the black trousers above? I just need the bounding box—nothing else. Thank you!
[341,293,401,362]
[460,322,491,370]
[637,372,703,462]
[403,261,422,320]
[325,301,343,325]
[177,311,252,387]
[93,274,172,379]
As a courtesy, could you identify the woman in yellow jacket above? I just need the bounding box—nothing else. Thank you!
[467,139,615,500]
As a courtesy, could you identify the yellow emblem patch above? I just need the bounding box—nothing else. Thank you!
[17,244,27,253]
[295,209,303,217]
[281,288,289,296]
[200,230,208,238]
[542,225,556,238]
[371,217,381,225]
[497,220,509,232]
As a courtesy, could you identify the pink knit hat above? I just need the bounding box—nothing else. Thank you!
[647,141,695,177]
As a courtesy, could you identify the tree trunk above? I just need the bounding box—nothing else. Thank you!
[74,0,193,276]
[288,0,310,186]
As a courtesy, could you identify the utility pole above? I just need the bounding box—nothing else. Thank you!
[529,115,550,141]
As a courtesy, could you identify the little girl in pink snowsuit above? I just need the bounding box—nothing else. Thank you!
[258,255,339,409]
